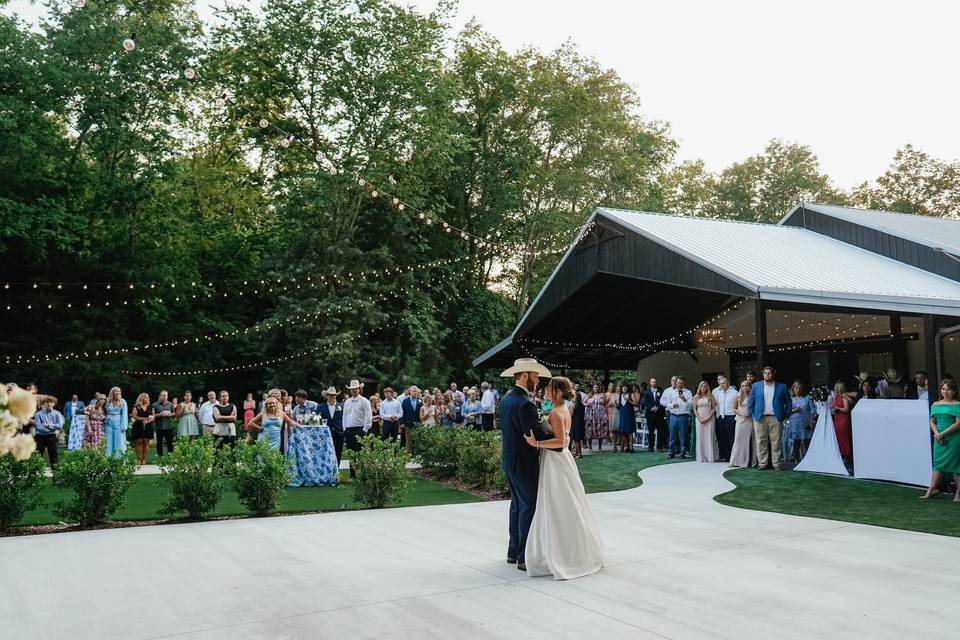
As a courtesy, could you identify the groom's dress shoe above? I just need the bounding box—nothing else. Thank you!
[506,557,517,564]
[517,563,527,572]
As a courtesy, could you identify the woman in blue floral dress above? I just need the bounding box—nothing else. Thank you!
[783,381,817,463]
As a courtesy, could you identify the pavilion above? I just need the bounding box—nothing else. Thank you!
[474,203,960,392]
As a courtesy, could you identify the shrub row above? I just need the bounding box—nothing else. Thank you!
[413,425,506,492]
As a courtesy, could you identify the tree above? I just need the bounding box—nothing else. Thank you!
[851,144,960,218]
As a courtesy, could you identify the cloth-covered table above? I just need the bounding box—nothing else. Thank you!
[286,425,340,487]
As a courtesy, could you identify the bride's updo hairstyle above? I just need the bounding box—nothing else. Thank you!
[549,376,575,401]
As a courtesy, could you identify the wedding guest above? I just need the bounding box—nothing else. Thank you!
[746,371,758,385]
[83,394,106,450]
[479,382,496,432]
[830,381,853,461]
[198,390,217,436]
[610,384,626,450]
[435,391,448,427]
[379,388,403,442]
[65,394,87,452]
[243,393,256,429]
[449,390,464,425]
[585,384,609,451]
[370,393,382,436]
[606,382,618,435]
[152,390,176,459]
[906,371,931,404]
[643,378,666,452]
[213,390,238,451]
[783,381,817,464]
[748,366,791,471]
[248,396,298,450]
[876,368,905,399]
[400,386,421,453]
[291,389,319,422]
[280,389,292,415]
[569,388,586,458]
[176,391,200,443]
[661,376,693,459]
[343,379,373,478]
[462,389,482,430]
[730,380,756,468]
[712,374,737,462]
[131,393,154,466]
[320,386,345,463]
[857,379,877,401]
[618,384,639,453]
[419,393,438,426]
[921,380,960,500]
[693,381,718,463]
[33,395,64,468]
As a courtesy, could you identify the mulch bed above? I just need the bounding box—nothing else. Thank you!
[411,467,509,501]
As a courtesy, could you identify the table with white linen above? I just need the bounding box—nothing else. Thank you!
[286,425,340,487]
[852,398,932,486]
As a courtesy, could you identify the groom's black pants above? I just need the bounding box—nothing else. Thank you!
[506,470,538,563]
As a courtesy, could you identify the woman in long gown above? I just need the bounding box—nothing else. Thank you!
[248,396,299,450]
[523,376,603,580]
[177,391,200,442]
[584,385,609,451]
[830,381,853,460]
[693,381,719,463]
[568,391,586,459]
[921,380,960,500]
[730,380,756,468]
[83,395,106,450]
[103,386,128,458]
[618,385,639,453]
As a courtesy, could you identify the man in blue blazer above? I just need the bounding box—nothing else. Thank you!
[499,358,551,572]
[748,366,792,470]
[319,386,345,464]
[400,387,422,454]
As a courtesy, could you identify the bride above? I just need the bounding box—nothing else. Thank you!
[523,376,604,580]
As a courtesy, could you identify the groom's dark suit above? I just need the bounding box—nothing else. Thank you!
[500,384,541,564]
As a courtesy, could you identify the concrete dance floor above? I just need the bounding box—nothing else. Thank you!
[5,462,959,640]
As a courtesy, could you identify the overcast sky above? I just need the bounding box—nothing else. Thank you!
[8,0,959,189]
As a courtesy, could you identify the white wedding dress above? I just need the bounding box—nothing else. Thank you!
[524,438,604,580]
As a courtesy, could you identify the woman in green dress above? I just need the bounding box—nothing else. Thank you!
[921,379,960,501]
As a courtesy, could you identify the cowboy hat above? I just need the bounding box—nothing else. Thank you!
[883,368,900,382]
[346,379,362,390]
[855,371,871,384]
[499,357,552,378]
[323,386,339,396]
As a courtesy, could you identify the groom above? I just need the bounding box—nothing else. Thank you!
[499,357,552,571]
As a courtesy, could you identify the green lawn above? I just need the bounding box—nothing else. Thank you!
[18,475,480,527]
[578,450,690,493]
[716,467,960,538]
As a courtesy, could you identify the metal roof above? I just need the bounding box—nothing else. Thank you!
[784,203,960,256]
[595,207,960,316]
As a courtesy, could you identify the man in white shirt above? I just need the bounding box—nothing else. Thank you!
[198,390,217,436]
[660,375,693,459]
[712,374,738,462]
[342,379,373,478]
[480,382,497,432]
[379,387,403,442]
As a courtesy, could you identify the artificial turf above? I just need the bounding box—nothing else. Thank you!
[716,467,960,538]
[577,449,690,493]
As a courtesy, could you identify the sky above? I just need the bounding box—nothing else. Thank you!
[7,0,959,189]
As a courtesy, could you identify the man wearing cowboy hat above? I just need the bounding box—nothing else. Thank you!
[499,357,551,571]
[877,368,905,399]
[342,379,373,478]
[319,386,345,464]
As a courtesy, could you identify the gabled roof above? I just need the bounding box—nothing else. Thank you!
[781,203,960,256]
[589,208,960,316]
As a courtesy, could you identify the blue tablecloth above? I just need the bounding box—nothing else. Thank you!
[287,425,340,487]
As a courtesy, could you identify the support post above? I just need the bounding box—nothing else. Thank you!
[602,369,611,388]
[922,314,939,397]
[890,313,907,376]
[754,299,768,368]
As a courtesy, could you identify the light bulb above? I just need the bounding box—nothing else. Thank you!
[259,118,269,128]
[123,38,136,52]
[183,67,196,80]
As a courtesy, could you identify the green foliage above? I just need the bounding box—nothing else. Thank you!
[232,437,292,516]
[349,434,414,509]
[456,430,506,492]
[850,144,960,217]
[159,436,227,519]
[53,448,138,527]
[412,424,467,476]
[0,452,47,530]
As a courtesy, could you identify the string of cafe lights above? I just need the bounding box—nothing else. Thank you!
[1,255,470,312]
[4,283,426,366]
[119,321,402,377]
